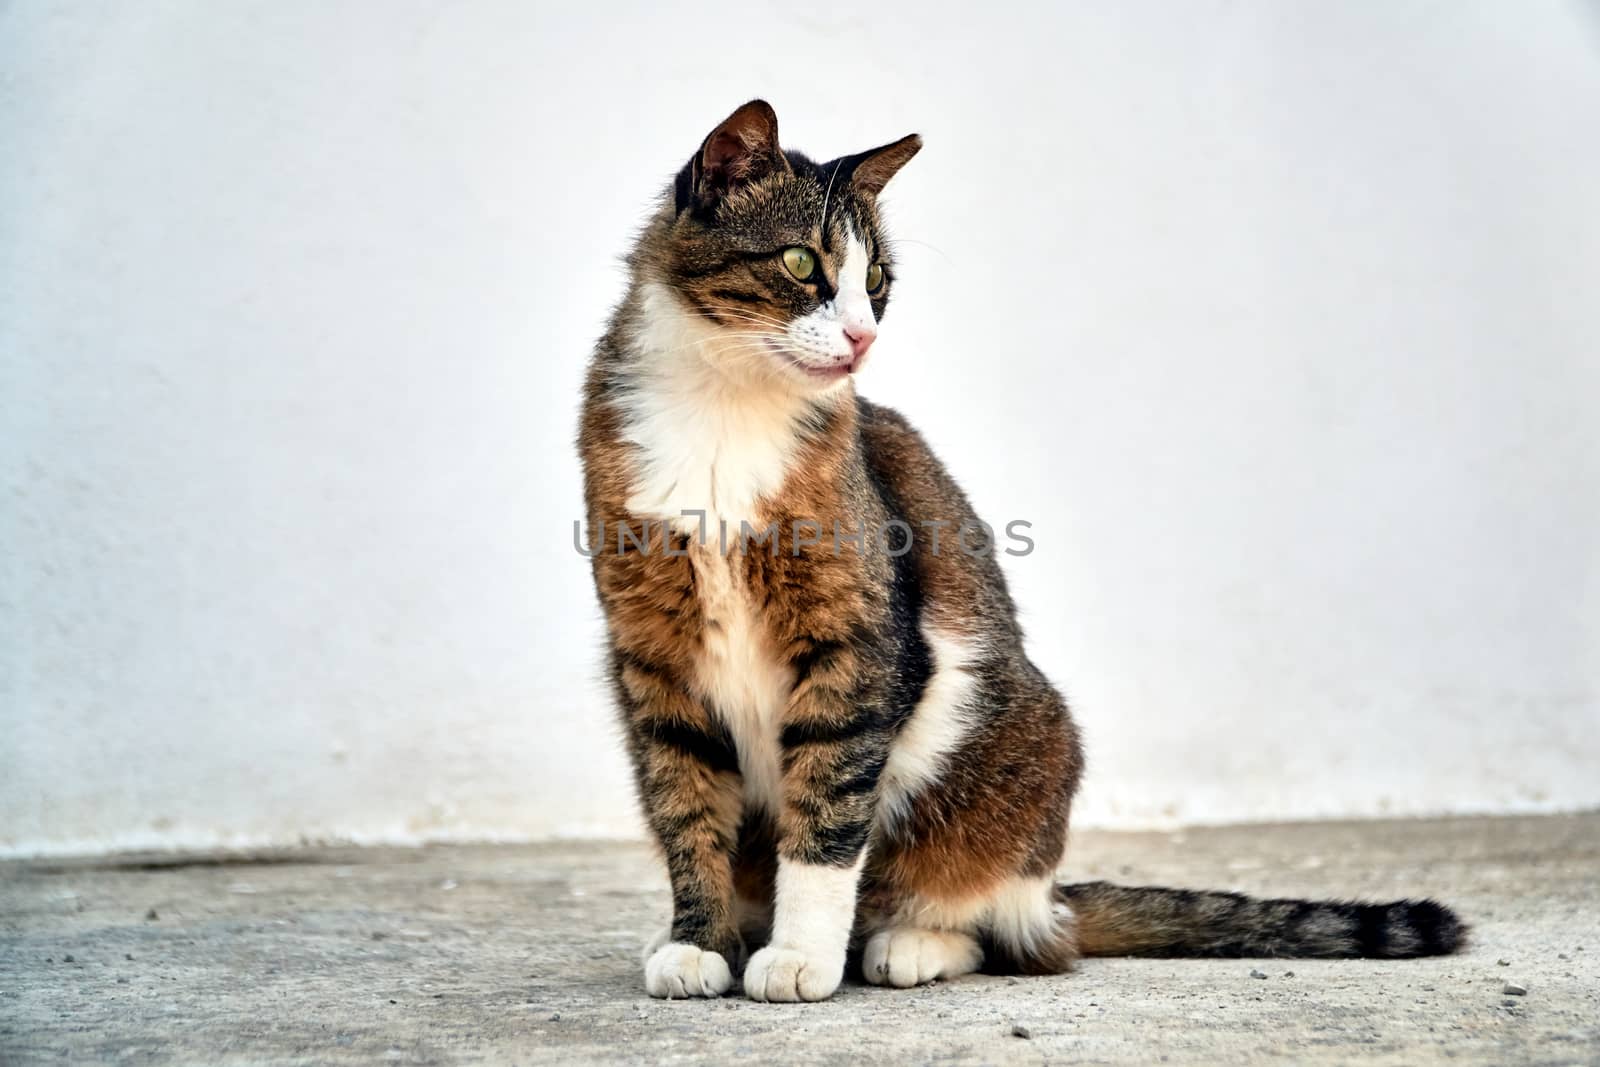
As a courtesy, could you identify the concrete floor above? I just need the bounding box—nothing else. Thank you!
[2,815,1597,1066]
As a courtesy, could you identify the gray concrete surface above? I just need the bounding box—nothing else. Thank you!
[2,815,1597,1065]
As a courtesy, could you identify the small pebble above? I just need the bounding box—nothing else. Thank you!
[549,1013,561,1022]
[1011,1024,1032,1039]
[116,977,129,984]
[1557,953,1569,961]
[124,954,134,961]
[1502,983,1527,996]
[1283,971,1295,978]
[1249,969,1268,980]
[144,909,159,921]
[62,954,75,964]
[1496,958,1510,967]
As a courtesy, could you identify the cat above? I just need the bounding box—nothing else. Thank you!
[577,100,1465,1002]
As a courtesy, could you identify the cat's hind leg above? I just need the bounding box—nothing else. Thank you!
[861,927,984,987]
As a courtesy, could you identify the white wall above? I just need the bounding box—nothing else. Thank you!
[4,2,1598,857]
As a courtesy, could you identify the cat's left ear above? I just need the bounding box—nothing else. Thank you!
[843,133,923,197]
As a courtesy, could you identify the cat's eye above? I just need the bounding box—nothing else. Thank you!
[866,264,886,293]
[781,246,816,281]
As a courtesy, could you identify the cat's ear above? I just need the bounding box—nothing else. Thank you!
[685,100,790,211]
[845,133,923,197]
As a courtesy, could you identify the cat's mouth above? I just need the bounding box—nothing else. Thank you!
[763,338,855,382]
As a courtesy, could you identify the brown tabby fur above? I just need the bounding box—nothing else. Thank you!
[578,100,1465,998]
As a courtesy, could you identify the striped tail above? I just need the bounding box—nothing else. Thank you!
[1059,881,1466,959]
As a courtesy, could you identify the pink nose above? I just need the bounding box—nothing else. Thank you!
[843,324,876,359]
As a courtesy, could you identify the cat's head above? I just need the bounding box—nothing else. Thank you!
[645,100,920,390]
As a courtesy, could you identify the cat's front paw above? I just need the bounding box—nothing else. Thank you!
[743,945,844,1002]
[644,942,734,999]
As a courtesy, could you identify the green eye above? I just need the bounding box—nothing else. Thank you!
[865,263,885,293]
[782,246,816,281]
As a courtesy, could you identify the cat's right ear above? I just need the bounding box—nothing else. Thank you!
[676,100,790,216]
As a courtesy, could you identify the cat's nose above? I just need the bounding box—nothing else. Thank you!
[843,323,876,359]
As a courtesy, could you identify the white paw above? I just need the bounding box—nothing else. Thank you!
[743,945,844,1002]
[644,941,734,999]
[862,927,984,988]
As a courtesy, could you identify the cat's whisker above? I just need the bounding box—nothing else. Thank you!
[887,237,953,263]
[819,158,841,237]
[715,310,793,330]
[643,333,780,358]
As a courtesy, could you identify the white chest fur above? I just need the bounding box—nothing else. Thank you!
[619,282,813,533]
[687,544,792,813]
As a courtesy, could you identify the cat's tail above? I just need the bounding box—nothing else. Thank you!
[1057,881,1466,958]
